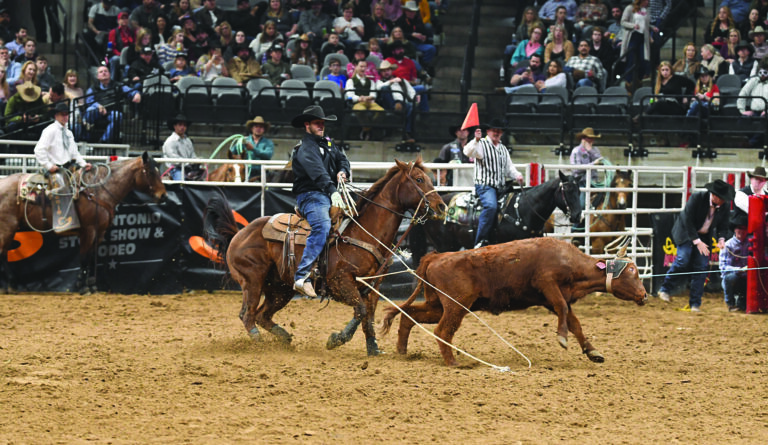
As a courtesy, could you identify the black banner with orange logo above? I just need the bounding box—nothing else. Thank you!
[5,185,296,294]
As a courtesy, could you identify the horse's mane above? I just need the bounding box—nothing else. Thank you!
[354,160,426,215]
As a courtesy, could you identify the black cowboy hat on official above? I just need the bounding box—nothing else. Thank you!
[747,166,767,180]
[246,116,271,132]
[168,113,190,131]
[694,65,715,78]
[704,179,736,202]
[52,101,69,115]
[291,105,337,128]
[480,118,506,131]
[576,127,601,139]
[729,210,749,230]
[736,40,753,54]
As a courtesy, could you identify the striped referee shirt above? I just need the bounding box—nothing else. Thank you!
[463,136,523,189]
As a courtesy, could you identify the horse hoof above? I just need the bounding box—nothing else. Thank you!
[366,338,381,356]
[270,325,292,344]
[586,350,605,363]
[557,335,568,349]
[248,327,262,341]
[326,332,345,350]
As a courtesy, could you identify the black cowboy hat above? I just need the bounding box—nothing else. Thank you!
[353,43,369,57]
[52,101,69,114]
[730,210,749,230]
[291,105,337,128]
[388,40,404,51]
[480,118,506,130]
[704,179,736,201]
[694,65,715,78]
[168,113,190,131]
[448,124,462,137]
[747,166,767,180]
[736,39,753,54]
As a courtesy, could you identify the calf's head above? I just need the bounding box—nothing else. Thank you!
[604,258,648,305]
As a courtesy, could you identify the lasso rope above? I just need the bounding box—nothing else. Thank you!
[344,199,531,372]
[210,135,248,178]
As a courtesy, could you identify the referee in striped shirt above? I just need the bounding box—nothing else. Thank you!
[463,118,524,249]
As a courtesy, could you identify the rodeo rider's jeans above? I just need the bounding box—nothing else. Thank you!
[474,184,498,245]
[294,191,332,282]
[659,240,709,308]
[721,270,747,310]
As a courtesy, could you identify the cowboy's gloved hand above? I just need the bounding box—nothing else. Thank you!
[331,191,347,210]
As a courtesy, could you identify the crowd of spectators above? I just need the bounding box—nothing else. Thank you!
[503,0,768,147]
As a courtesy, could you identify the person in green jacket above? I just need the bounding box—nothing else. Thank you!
[232,116,275,181]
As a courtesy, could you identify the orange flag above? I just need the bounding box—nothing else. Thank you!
[461,103,479,130]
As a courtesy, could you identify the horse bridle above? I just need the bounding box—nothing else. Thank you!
[505,179,573,230]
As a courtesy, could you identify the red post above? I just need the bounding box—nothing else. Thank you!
[747,195,768,313]
[529,162,541,186]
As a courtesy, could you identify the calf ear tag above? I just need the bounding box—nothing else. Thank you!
[596,262,606,270]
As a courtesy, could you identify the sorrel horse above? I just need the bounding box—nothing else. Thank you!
[0,152,167,293]
[411,171,581,255]
[203,158,447,355]
[207,150,247,183]
[587,170,633,254]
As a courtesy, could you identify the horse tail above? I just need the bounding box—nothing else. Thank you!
[203,192,240,268]
[379,252,438,335]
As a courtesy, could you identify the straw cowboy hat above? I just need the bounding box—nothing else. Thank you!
[378,59,394,70]
[747,166,767,180]
[291,105,337,128]
[168,113,190,131]
[749,26,767,39]
[246,116,270,132]
[704,179,736,202]
[576,127,601,139]
[403,1,420,12]
[18,82,41,102]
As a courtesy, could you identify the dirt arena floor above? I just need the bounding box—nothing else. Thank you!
[1,290,767,443]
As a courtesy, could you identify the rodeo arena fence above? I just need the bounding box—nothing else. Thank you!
[1,145,768,313]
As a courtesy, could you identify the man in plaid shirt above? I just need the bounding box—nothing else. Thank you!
[565,40,606,89]
[719,211,750,312]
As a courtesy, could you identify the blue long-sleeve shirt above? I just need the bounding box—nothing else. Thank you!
[719,235,749,271]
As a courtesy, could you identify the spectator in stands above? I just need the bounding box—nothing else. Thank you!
[163,114,197,181]
[261,0,299,38]
[578,0,608,23]
[687,66,720,118]
[510,25,545,69]
[376,59,417,140]
[730,39,757,82]
[540,59,566,92]
[647,61,693,115]
[127,46,165,86]
[323,55,347,89]
[334,3,365,50]
[130,0,161,30]
[754,0,768,21]
[720,0,752,24]
[63,69,84,107]
[706,6,737,51]
[184,16,213,62]
[657,179,734,312]
[87,0,121,50]
[346,59,385,140]
[228,43,262,84]
[565,40,606,89]
[14,38,38,65]
[721,28,742,62]
[0,46,20,84]
[234,116,275,181]
[194,0,227,36]
[4,81,44,136]
[380,0,402,22]
[251,20,285,62]
[463,119,524,249]
[224,30,247,61]
[589,26,614,76]
[107,12,136,81]
[5,26,27,58]
[84,65,141,143]
[227,0,262,39]
[499,53,546,94]
[605,6,623,44]
[700,43,730,78]
[505,7,542,58]
[673,42,701,81]
[740,8,761,42]
[218,21,235,54]
[42,82,66,112]
[321,32,346,61]
[750,26,768,59]
[196,41,229,81]
[168,52,193,82]
[620,0,652,92]
[385,40,428,110]
[297,0,332,52]
[0,7,13,45]
[157,29,186,66]
[396,1,436,69]
[35,56,55,92]
[386,26,418,62]
[151,14,172,48]
[738,57,768,146]
[368,37,383,60]
[544,24,574,65]
[290,34,319,75]
[11,61,38,96]
[546,6,576,44]
[170,0,193,29]
[365,1,395,49]
[346,43,379,81]
[720,211,749,312]
[539,0,578,21]
[0,66,9,109]
[262,43,292,86]
[125,28,155,73]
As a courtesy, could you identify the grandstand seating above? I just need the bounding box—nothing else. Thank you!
[290,64,317,85]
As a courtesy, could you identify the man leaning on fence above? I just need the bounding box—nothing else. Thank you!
[84,65,141,143]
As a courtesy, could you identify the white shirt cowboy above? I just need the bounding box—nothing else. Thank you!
[463,135,523,189]
[34,120,86,171]
[162,131,196,171]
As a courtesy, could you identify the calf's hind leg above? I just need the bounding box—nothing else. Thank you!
[396,301,443,355]
[566,309,604,363]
